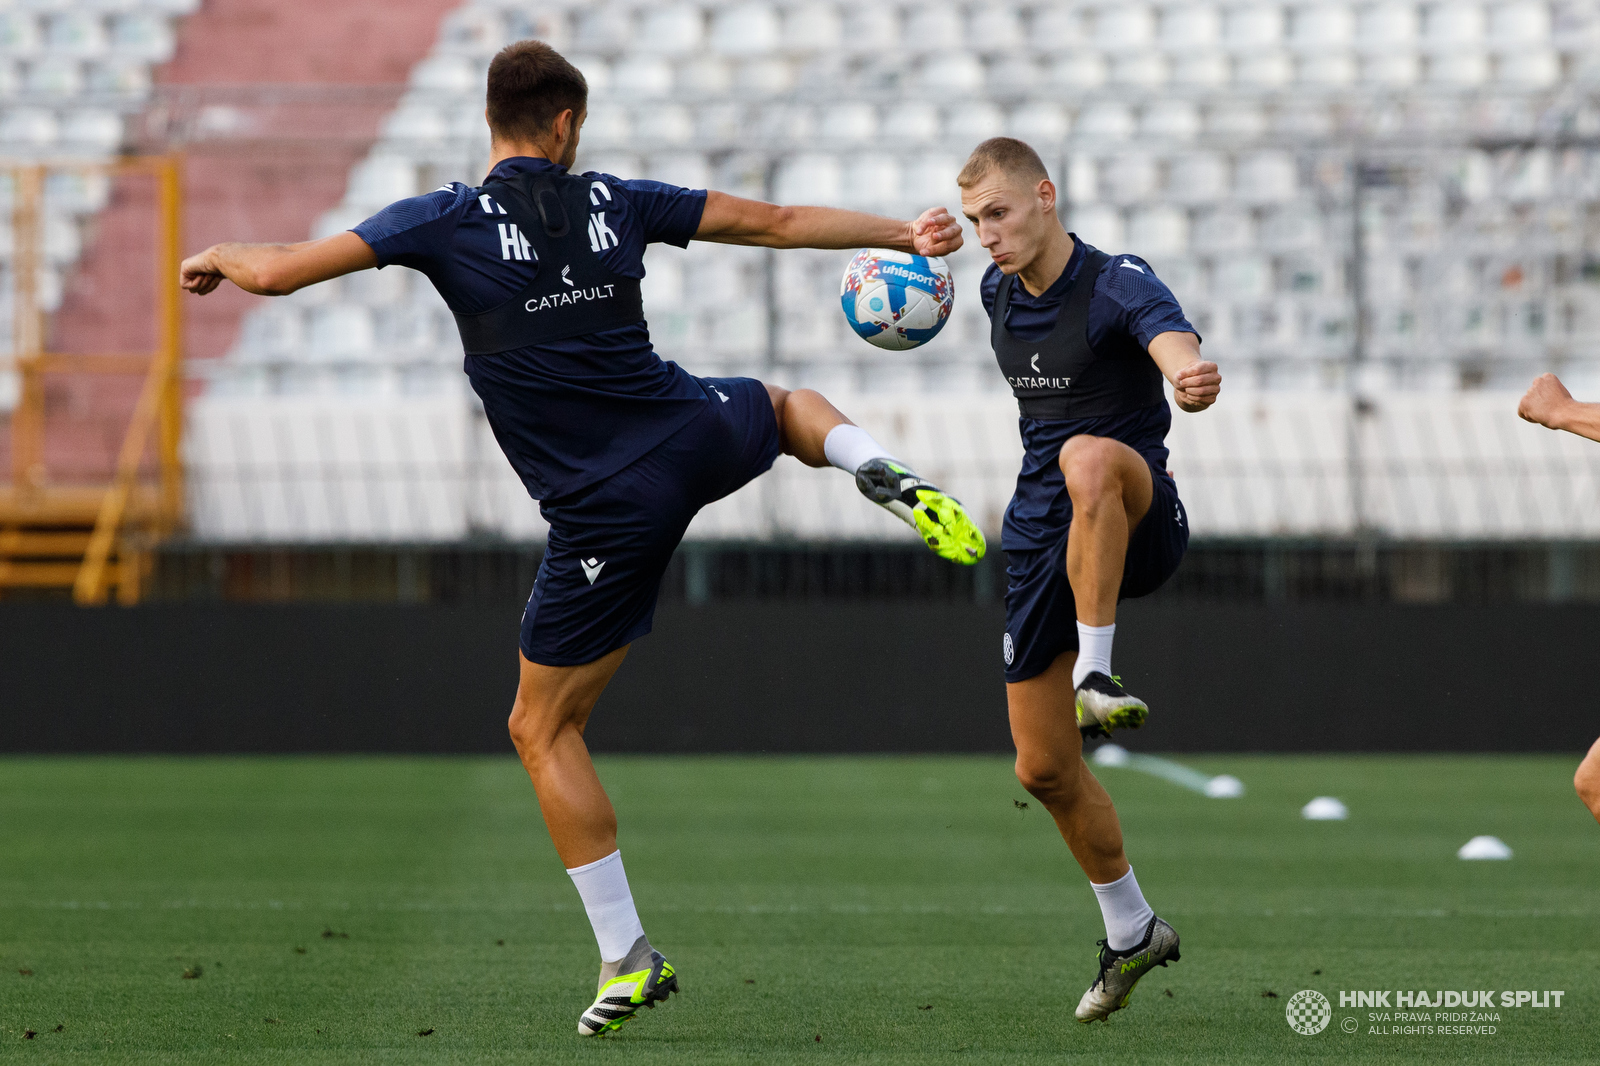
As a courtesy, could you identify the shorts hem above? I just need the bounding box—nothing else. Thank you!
[1004,659,1060,685]
[519,617,655,668]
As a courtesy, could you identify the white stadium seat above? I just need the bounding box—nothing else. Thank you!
[46,12,108,58]
[0,107,59,147]
[1288,5,1354,50]
[966,3,1023,51]
[0,12,45,58]
[1159,5,1221,50]
[904,4,963,51]
[108,12,172,62]
[710,3,779,57]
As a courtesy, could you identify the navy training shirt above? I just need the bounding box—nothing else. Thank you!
[351,157,709,500]
[980,236,1199,551]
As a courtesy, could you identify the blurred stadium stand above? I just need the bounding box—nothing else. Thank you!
[196,0,1600,545]
[7,1,1600,582]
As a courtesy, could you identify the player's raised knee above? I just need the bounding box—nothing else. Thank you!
[778,386,834,425]
[1059,436,1122,503]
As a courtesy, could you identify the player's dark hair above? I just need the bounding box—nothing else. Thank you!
[486,40,588,144]
[958,137,1050,188]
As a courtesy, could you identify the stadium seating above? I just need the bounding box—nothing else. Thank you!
[209,0,1600,395]
[0,0,197,413]
[17,0,1592,541]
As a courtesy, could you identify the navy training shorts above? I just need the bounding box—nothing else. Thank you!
[1001,467,1189,683]
[519,375,780,667]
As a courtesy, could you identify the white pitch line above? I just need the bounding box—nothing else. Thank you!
[1091,744,1244,797]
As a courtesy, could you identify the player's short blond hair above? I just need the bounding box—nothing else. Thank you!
[957,137,1050,189]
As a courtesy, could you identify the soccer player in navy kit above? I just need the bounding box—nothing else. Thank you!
[179,41,986,1037]
[958,138,1222,1022]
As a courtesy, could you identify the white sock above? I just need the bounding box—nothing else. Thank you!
[1073,621,1115,688]
[1091,866,1156,952]
[822,423,899,474]
[566,850,647,963]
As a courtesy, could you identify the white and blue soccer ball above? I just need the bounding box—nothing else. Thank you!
[840,249,954,351]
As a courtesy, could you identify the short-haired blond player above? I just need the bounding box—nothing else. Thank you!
[958,138,1222,1022]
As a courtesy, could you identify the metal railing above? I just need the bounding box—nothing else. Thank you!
[1,155,184,603]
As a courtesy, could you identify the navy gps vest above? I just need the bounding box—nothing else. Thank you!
[452,170,645,355]
[991,249,1164,420]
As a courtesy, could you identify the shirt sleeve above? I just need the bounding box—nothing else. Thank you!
[1097,254,1201,348]
[350,185,469,271]
[979,263,1001,318]
[607,176,707,248]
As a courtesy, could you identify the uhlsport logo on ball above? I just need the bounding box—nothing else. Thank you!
[1286,990,1332,1035]
[840,248,953,351]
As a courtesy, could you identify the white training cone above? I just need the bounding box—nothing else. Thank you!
[1091,743,1130,767]
[1457,835,1512,860]
[1302,797,1348,820]
[1205,774,1245,798]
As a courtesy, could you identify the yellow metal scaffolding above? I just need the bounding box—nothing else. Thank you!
[1,155,184,604]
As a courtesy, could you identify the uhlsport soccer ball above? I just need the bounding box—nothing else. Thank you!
[840,249,954,351]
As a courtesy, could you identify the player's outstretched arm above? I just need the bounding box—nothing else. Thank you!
[694,191,962,257]
[180,231,378,298]
[1519,373,1600,443]
[1149,331,1219,413]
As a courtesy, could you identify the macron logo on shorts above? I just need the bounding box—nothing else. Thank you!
[581,557,605,584]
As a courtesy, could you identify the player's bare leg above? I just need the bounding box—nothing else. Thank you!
[1576,737,1600,825]
[1060,435,1153,626]
[508,647,630,867]
[508,648,679,1036]
[1008,651,1129,882]
[1009,649,1178,1021]
[765,383,846,467]
[1059,435,1155,737]
[765,383,986,563]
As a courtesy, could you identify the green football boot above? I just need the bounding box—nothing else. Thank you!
[1075,671,1149,739]
[1075,916,1181,1023]
[855,458,986,565]
[577,936,679,1037]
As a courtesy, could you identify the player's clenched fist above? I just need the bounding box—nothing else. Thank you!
[1518,372,1573,429]
[180,247,226,295]
[1173,360,1221,412]
[909,207,963,258]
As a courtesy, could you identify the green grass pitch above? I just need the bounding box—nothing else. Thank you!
[2,754,1596,1064]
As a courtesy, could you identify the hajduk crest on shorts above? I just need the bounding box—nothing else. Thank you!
[840,248,954,351]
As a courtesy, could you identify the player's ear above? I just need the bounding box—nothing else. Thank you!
[1036,178,1057,214]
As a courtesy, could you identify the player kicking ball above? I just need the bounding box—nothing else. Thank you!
[957,138,1221,1022]
[179,41,984,1037]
